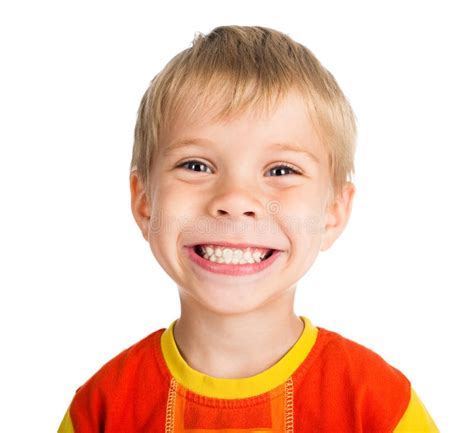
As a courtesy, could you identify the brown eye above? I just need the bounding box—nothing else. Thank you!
[176,160,302,176]
[267,163,302,177]
[177,160,212,174]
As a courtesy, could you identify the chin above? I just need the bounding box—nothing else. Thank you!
[191,291,269,317]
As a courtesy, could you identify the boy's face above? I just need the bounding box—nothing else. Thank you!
[131,90,355,315]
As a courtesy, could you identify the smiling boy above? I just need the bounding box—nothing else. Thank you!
[58,26,439,432]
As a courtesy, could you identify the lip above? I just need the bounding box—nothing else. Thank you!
[185,245,283,276]
[185,241,281,251]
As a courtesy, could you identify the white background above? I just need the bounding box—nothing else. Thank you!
[1,1,472,432]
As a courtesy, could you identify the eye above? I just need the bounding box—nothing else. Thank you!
[267,162,302,177]
[176,160,213,174]
[176,160,302,176]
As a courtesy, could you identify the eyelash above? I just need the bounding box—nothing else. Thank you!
[176,160,302,176]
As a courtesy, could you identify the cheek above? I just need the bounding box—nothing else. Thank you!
[152,180,197,215]
[278,192,325,240]
[148,185,204,249]
[279,198,323,271]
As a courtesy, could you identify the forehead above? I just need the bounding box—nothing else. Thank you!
[159,91,328,165]
[167,89,311,129]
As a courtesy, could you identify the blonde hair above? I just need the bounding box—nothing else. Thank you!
[130,25,357,197]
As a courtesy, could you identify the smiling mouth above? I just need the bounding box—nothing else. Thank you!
[193,245,275,264]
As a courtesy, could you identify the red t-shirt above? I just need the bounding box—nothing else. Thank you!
[58,316,439,432]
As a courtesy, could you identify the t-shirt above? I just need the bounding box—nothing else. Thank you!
[58,316,439,432]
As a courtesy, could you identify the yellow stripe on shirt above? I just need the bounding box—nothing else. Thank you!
[393,388,439,432]
[58,407,75,433]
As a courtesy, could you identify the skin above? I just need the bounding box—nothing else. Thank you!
[130,90,355,378]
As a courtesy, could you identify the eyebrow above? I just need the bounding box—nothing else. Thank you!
[271,142,320,164]
[162,138,214,156]
[163,137,320,164]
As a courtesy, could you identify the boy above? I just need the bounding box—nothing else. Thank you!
[58,25,439,432]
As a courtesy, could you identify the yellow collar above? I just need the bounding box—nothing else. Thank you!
[160,315,318,399]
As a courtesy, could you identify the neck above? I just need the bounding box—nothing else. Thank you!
[172,289,304,379]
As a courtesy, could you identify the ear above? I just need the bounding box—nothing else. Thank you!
[320,182,356,252]
[130,170,151,241]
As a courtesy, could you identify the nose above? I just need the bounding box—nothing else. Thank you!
[206,181,264,220]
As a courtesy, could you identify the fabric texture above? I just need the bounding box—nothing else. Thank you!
[58,316,439,432]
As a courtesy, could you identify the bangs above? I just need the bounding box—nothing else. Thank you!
[163,74,291,131]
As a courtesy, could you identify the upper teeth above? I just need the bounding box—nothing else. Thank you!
[198,245,272,264]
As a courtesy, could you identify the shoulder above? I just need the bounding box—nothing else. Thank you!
[317,327,410,386]
[76,328,168,393]
[307,327,412,431]
[68,328,170,428]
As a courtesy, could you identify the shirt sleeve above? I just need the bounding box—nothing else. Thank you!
[393,388,439,432]
[58,406,75,433]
